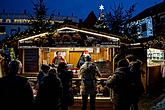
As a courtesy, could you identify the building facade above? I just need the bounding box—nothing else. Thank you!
[128,1,165,95]
[129,1,165,40]
[0,10,78,40]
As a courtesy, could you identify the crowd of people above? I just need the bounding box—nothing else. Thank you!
[106,55,145,110]
[0,58,73,110]
[0,51,146,110]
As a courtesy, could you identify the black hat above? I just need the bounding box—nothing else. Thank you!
[85,55,91,61]
[117,59,129,67]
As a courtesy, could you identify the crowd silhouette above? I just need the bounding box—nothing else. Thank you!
[0,54,145,110]
[0,60,73,110]
[0,60,34,110]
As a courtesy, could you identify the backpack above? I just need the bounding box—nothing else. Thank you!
[84,63,96,80]
[82,63,97,88]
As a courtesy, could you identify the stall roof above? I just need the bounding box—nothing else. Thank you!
[19,32,49,42]
[19,26,119,42]
[18,26,120,48]
[56,27,120,41]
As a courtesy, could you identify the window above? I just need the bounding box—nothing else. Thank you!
[14,19,21,23]
[14,19,17,23]
[0,26,6,34]
[6,19,11,23]
[141,23,147,32]
[0,19,3,23]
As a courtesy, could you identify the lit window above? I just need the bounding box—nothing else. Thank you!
[6,19,11,23]
[14,19,17,23]
[25,19,30,23]
[20,19,23,23]
[14,19,23,23]
[0,19,3,23]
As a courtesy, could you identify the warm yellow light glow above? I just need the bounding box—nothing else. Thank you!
[14,19,30,23]
[6,19,11,23]
[0,32,6,34]
[130,43,141,45]
[19,32,48,42]
[19,27,120,43]
[0,19,3,23]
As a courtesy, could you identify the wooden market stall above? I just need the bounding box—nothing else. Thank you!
[126,44,165,95]
[147,48,165,94]
[18,25,120,110]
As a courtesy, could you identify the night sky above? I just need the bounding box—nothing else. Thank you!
[0,0,163,20]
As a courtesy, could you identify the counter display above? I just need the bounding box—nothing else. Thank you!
[26,48,114,98]
[69,60,112,98]
[28,76,111,98]
[72,78,110,98]
[147,48,164,67]
[146,48,164,94]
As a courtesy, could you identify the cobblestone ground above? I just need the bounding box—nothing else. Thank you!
[139,93,165,110]
[139,96,155,110]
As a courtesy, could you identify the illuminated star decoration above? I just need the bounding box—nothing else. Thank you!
[99,4,104,11]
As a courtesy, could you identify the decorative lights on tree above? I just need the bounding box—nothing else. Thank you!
[30,0,53,32]
[2,45,16,62]
[95,4,108,29]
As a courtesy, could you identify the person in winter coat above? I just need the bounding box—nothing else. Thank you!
[57,62,73,110]
[34,64,50,92]
[36,64,50,86]
[106,59,132,110]
[77,52,86,68]
[0,60,34,110]
[36,68,63,110]
[79,55,101,110]
[125,54,144,110]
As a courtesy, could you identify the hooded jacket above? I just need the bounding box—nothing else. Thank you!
[106,67,132,105]
[129,60,144,97]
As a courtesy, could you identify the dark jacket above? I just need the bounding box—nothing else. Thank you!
[77,55,85,68]
[36,75,63,110]
[106,67,132,105]
[59,70,73,92]
[129,60,144,97]
[37,64,50,86]
[37,71,46,86]
[0,75,34,110]
[59,69,73,107]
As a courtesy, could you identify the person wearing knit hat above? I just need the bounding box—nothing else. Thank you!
[77,50,90,68]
